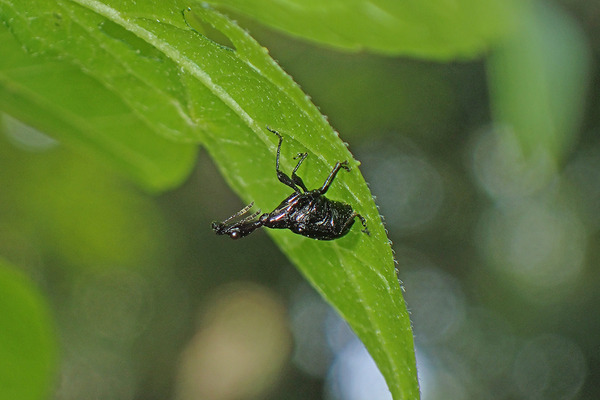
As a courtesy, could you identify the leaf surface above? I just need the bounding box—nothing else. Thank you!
[0,24,197,191]
[0,1,418,397]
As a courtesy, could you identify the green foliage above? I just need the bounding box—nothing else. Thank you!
[0,260,57,400]
[204,0,517,59]
[0,24,196,192]
[0,0,421,397]
[0,125,172,271]
[487,1,590,162]
[1,0,588,398]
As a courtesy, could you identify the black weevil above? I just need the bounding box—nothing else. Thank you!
[212,128,369,240]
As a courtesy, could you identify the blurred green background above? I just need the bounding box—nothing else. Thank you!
[1,0,599,399]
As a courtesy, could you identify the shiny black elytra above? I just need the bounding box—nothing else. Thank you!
[212,128,369,240]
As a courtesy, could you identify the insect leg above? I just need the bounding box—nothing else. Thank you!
[339,212,369,236]
[317,160,351,194]
[292,152,309,192]
[267,127,301,192]
[355,213,370,235]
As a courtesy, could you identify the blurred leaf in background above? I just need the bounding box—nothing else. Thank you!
[204,0,518,58]
[487,1,590,187]
[0,24,198,192]
[0,259,57,400]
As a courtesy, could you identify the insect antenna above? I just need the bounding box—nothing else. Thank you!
[236,208,262,225]
[220,202,255,225]
[212,202,264,239]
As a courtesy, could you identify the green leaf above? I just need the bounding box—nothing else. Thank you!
[0,259,58,400]
[0,25,197,192]
[487,1,590,163]
[205,0,518,59]
[0,1,418,397]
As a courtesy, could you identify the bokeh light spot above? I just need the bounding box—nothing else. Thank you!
[325,337,392,400]
[362,142,444,233]
[513,334,586,400]
[478,200,586,300]
[289,283,335,377]
[471,126,555,199]
[2,114,59,152]
[402,266,466,344]
[176,282,291,400]
[565,142,600,231]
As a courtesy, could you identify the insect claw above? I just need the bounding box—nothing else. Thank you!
[294,152,307,160]
[356,214,369,235]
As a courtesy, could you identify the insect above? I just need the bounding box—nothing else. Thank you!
[212,127,369,240]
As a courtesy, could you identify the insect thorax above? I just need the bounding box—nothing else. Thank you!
[263,192,352,237]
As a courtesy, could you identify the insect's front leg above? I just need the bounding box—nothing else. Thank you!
[267,127,302,192]
[292,152,309,192]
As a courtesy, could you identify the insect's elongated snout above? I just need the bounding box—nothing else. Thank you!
[212,210,265,239]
